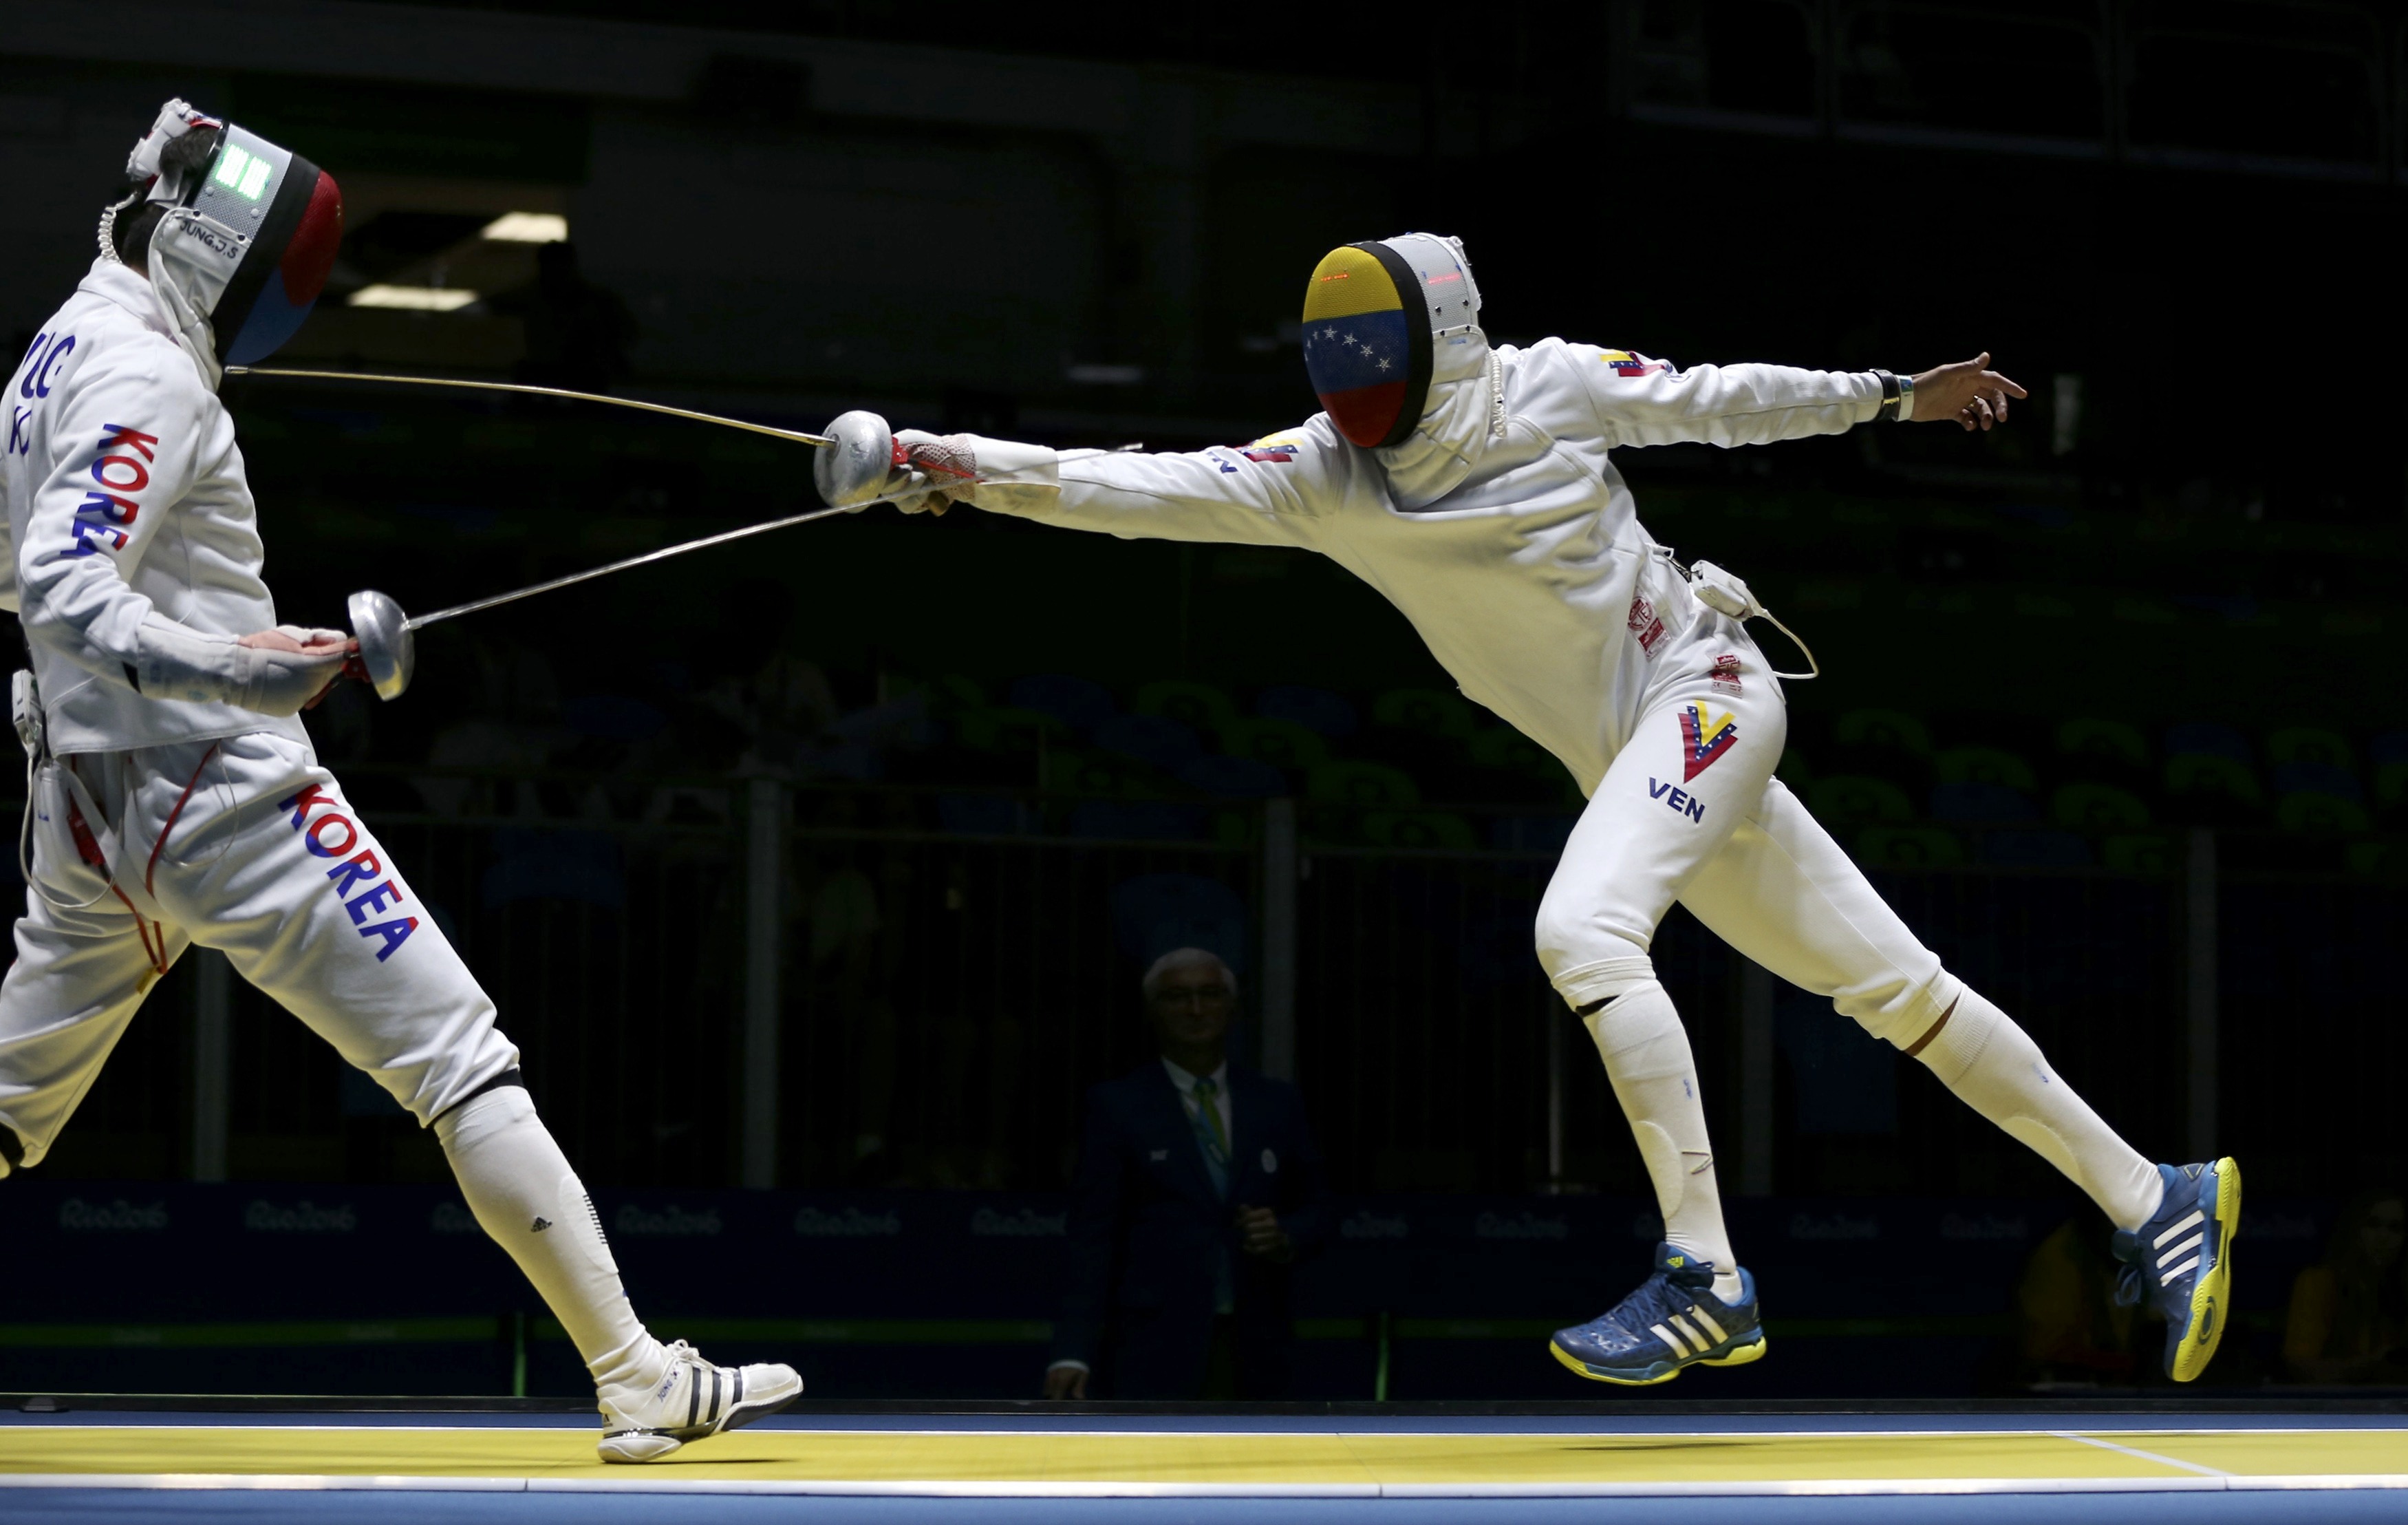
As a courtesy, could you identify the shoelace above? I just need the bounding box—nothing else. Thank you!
[1606,1271,1701,1334]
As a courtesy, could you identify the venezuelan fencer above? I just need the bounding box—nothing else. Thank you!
[841,234,2238,1386]
[0,101,799,1457]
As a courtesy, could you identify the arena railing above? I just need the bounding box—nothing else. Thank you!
[18,772,2398,1204]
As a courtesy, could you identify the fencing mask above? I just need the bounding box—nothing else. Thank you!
[100,100,343,387]
[1301,233,1482,449]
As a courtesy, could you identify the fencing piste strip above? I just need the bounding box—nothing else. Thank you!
[1578,957,1742,1302]
[1906,987,2163,1230]
[435,1084,667,1396]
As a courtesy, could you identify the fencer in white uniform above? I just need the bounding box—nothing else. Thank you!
[0,100,799,1456]
[839,233,2240,1385]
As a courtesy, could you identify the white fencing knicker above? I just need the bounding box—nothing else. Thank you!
[0,729,517,1169]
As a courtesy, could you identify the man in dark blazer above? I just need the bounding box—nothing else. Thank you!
[1043,948,1329,1399]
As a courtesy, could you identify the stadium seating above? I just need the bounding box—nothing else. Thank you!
[1256,684,1359,738]
[1134,679,1238,734]
[917,668,2394,869]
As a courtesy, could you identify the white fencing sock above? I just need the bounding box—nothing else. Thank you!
[1576,959,1741,1304]
[1906,987,2163,1230]
[436,1085,666,1396]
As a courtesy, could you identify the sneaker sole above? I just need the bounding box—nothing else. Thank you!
[599,1372,805,1464]
[2171,1156,2241,1384]
[1549,1334,1767,1387]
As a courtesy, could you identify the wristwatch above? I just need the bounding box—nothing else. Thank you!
[1873,369,1915,423]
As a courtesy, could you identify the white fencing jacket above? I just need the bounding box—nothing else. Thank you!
[3,259,305,758]
[969,339,1882,793]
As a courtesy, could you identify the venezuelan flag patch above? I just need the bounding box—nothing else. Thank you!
[1302,242,1431,449]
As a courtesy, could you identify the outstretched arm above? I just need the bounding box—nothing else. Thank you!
[1576,346,2025,448]
[872,418,1377,551]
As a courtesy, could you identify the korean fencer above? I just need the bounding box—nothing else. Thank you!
[0,100,799,1458]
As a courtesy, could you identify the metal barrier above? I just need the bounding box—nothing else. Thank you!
[24,776,2402,1199]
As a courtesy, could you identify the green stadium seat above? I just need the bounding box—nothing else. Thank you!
[1835,708,1934,757]
[2100,833,2178,875]
[2165,723,2250,764]
[1308,759,1421,808]
[2276,792,2371,833]
[1811,774,1915,827]
[1935,746,2039,793]
[956,705,1067,754]
[2267,726,2355,772]
[1217,716,1329,771]
[2052,782,2151,833]
[1777,748,1812,788]
[1043,748,1161,798]
[2164,754,2262,809]
[1468,727,1556,777]
[2056,718,2148,771]
[938,673,990,710]
[2346,842,2404,882]
[1135,679,1238,735]
[2378,760,2408,820]
[1372,687,1479,739]
[1363,809,1480,851]
[1855,826,1965,868]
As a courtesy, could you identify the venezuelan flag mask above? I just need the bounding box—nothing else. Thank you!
[1302,233,1482,449]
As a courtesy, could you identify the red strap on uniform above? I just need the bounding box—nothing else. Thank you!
[145,742,220,897]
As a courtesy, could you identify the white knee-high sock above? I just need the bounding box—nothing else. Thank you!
[436,1086,666,1396]
[1579,961,1741,1304]
[1909,988,2162,1230]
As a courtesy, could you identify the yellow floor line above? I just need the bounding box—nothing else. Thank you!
[0,1424,2399,1498]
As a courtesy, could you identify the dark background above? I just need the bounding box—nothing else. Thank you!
[0,0,2400,1402]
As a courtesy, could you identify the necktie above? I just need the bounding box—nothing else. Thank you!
[1190,1076,1229,1165]
[1189,1076,1231,1204]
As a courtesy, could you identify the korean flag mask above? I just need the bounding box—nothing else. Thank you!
[107,100,343,388]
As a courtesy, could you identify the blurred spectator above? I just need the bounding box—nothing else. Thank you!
[796,800,906,1183]
[2284,1191,2408,1385]
[416,636,569,818]
[514,242,637,393]
[2014,1212,2144,1386]
[1044,949,1327,1400]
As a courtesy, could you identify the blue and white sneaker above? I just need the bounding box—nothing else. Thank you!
[2114,1158,2241,1384]
[1550,1242,1767,1386]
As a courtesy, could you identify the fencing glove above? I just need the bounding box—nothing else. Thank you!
[133,619,347,714]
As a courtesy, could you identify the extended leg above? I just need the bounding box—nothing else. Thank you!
[1536,663,1784,1301]
[147,734,799,1451]
[1538,651,1788,1385]
[1677,778,2160,1228]
[1677,778,2237,1380]
[435,1084,658,1387]
[0,882,188,1175]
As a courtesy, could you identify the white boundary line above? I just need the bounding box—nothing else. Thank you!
[1,1473,2405,1498]
[2052,1431,2229,1478]
[6,1422,2405,1440]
